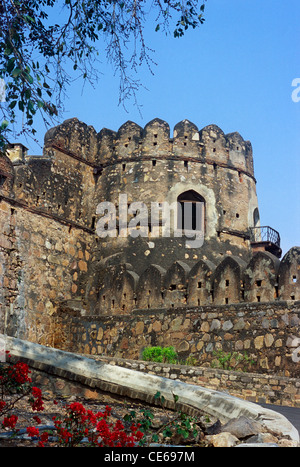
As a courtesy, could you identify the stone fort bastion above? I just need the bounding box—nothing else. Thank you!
[0,117,299,377]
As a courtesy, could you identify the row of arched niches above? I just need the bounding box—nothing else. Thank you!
[91,247,300,315]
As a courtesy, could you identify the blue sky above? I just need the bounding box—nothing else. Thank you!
[16,0,299,256]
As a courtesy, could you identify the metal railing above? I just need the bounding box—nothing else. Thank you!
[249,226,281,248]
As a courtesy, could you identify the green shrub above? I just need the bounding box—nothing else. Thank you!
[211,350,255,372]
[142,346,178,364]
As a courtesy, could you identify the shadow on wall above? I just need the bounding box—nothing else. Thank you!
[89,247,300,315]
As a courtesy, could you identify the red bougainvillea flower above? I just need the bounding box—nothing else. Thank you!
[0,400,6,412]
[26,426,40,437]
[30,387,44,411]
[2,414,18,429]
[38,431,49,447]
[8,362,32,384]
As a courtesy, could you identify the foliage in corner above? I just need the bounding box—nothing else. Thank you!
[0,0,207,151]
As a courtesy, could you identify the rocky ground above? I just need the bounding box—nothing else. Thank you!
[0,390,298,447]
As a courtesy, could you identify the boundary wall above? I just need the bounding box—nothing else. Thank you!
[54,301,300,379]
[98,356,300,408]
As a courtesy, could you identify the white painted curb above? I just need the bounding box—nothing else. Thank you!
[2,334,299,443]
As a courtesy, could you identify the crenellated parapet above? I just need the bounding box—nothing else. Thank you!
[40,117,255,178]
[92,247,300,315]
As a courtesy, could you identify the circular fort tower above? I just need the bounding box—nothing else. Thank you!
[89,118,261,313]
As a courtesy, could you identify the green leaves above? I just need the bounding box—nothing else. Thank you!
[142,346,178,364]
[123,391,200,446]
[11,68,22,78]
[154,391,165,406]
[1,120,9,130]
[0,0,206,147]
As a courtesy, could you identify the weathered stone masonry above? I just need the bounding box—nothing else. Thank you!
[0,117,299,378]
[54,301,300,378]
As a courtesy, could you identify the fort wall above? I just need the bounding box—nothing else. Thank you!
[0,117,299,371]
[53,301,300,378]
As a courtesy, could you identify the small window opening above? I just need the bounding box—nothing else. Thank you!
[177,190,205,232]
[170,284,177,291]
[223,210,226,215]
[291,295,295,300]
[256,280,262,287]
[257,295,261,302]
[292,275,297,283]
[112,299,115,308]
[184,160,188,169]
[123,293,126,299]
[197,299,200,306]
[213,163,217,170]
[124,143,128,148]
[197,281,202,289]
[122,163,126,171]
[152,160,156,167]
[225,280,230,287]
[91,216,96,229]
[102,295,106,301]
[236,146,239,151]
[153,141,157,146]
[154,134,158,138]
[213,148,216,152]
[225,297,229,304]
[236,213,239,218]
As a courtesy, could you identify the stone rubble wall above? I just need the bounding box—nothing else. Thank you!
[54,301,300,379]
